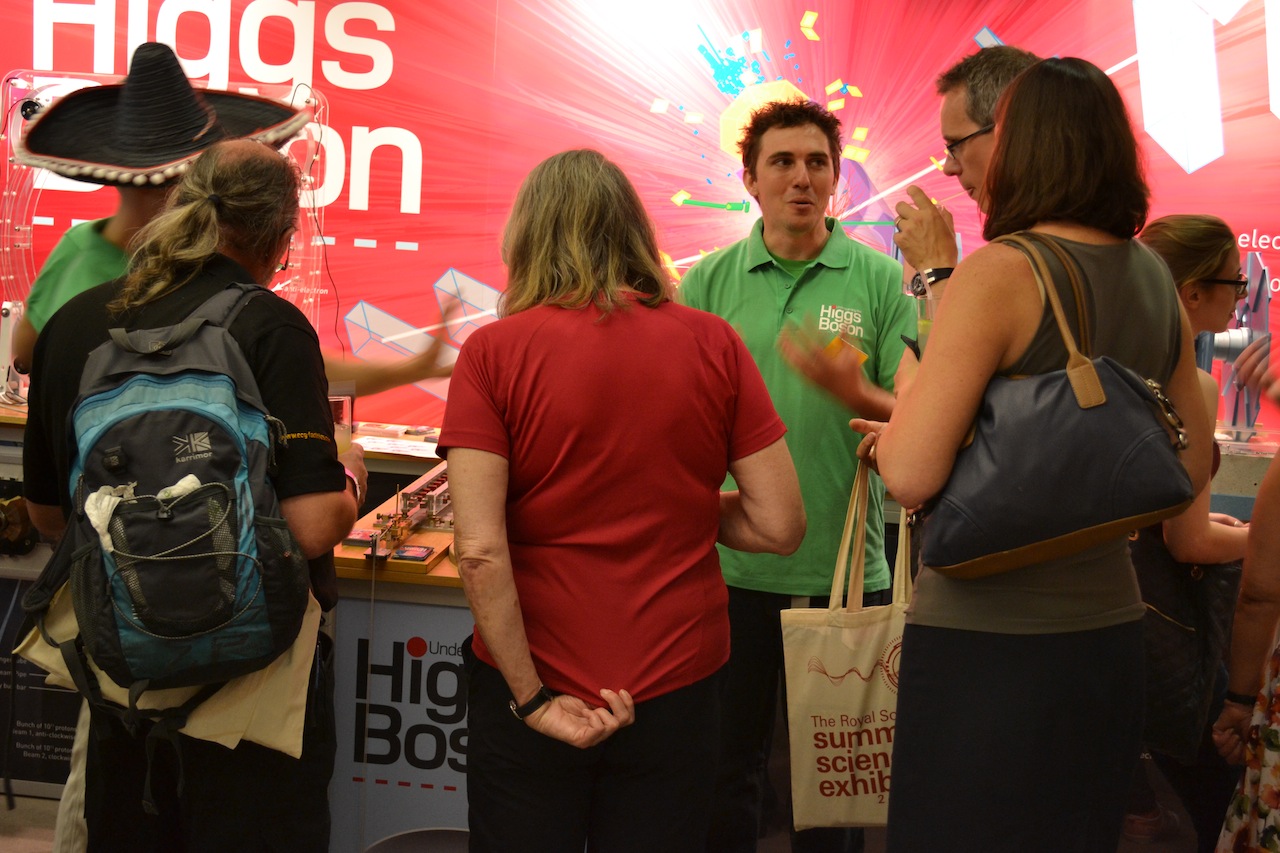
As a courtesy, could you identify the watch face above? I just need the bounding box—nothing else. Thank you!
[909,272,927,297]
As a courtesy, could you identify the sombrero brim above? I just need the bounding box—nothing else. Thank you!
[15,84,310,187]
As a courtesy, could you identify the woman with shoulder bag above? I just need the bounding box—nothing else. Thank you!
[851,58,1213,852]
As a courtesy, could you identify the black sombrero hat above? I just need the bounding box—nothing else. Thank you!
[15,42,310,187]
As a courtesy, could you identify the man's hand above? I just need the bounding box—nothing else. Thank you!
[525,688,635,749]
[338,444,368,505]
[893,185,958,273]
[777,322,874,414]
[404,330,455,382]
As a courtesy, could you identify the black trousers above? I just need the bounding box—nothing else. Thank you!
[464,640,722,853]
[84,634,336,853]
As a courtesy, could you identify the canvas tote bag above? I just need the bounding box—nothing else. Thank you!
[782,462,912,829]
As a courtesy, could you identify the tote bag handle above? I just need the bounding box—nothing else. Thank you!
[827,462,916,613]
[827,463,871,612]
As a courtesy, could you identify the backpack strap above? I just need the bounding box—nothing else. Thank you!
[218,283,269,329]
[139,684,222,816]
[107,283,266,356]
[58,635,224,816]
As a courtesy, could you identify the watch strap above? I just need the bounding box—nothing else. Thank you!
[509,685,555,720]
[910,267,955,297]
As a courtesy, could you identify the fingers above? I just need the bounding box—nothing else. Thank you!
[775,328,813,376]
[892,186,958,271]
[338,444,367,470]
[904,185,933,208]
[1233,334,1273,392]
[529,689,635,749]
[894,188,936,225]
[599,688,635,726]
[559,689,634,748]
[776,324,829,380]
[442,298,464,322]
[850,418,886,437]
[423,332,444,360]
[1211,706,1256,764]
[849,419,886,470]
[937,203,954,230]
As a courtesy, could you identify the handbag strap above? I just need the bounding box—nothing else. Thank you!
[1023,232,1095,356]
[828,462,871,612]
[892,507,913,607]
[994,233,1107,410]
[1024,229,1095,356]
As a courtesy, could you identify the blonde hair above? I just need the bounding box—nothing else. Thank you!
[1139,214,1236,287]
[112,139,300,312]
[500,149,670,317]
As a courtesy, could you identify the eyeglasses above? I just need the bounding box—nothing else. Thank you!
[277,229,296,273]
[944,124,994,160]
[1202,275,1248,299]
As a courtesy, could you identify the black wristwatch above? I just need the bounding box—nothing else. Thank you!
[909,267,954,296]
[509,685,555,720]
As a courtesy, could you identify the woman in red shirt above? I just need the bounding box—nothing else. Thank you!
[440,149,804,852]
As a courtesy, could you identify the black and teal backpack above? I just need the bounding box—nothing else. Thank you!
[23,283,309,732]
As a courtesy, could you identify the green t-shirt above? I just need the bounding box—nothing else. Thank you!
[679,217,911,595]
[26,220,129,331]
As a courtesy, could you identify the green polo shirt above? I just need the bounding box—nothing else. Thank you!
[26,219,129,332]
[679,217,911,596]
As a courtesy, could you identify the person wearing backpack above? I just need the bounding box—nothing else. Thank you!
[22,138,365,853]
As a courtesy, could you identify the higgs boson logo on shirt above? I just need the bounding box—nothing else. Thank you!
[817,304,864,338]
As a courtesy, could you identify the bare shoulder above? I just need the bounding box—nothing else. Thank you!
[956,239,1032,276]
[1196,367,1222,420]
[946,240,1037,305]
[940,240,1043,368]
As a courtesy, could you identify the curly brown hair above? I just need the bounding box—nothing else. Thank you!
[738,99,841,179]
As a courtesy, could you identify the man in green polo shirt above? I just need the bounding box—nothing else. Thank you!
[679,99,911,853]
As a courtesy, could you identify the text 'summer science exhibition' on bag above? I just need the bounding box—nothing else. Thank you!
[782,463,911,829]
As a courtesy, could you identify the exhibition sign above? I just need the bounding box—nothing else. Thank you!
[331,596,473,850]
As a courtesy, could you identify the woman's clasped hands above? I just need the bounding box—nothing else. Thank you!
[525,688,636,749]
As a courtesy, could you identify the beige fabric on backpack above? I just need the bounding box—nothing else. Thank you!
[16,582,318,758]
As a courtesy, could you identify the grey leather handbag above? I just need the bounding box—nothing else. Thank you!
[919,232,1195,579]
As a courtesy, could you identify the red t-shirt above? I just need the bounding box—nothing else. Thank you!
[439,295,785,703]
